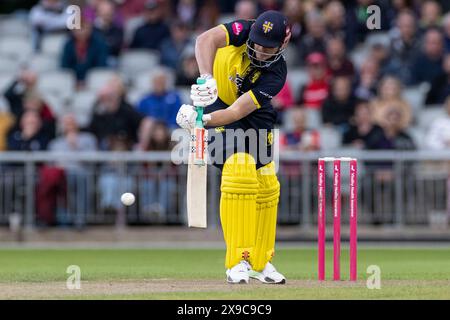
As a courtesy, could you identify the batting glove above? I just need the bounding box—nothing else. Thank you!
[176,104,212,130]
[190,74,218,107]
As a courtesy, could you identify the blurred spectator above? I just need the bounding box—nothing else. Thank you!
[443,13,450,53]
[175,47,199,86]
[137,68,182,129]
[410,27,444,85]
[425,96,450,149]
[97,134,134,214]
[86,75,152,150]
[326,36,354,78]
[195,0,220,32]
[29,0,70,51]
[281,107,320,151]
[43,115,97,227]
[369,42,390,76]
[321,76,356,130]
[139,121,176,216]
[343,102,383,149]
[93,0,124,66]
[371,76,412,130]
[354,59,380,101]
[160,20,192,70]
[386,10,420,85]
[323,1,355,50]
[419,0,442,31]
[298,52,330,109]
[4,70,56,139]
[7,111,51,151]
[364,102,415,224]
[49,114,97,165]
[116,0,148,22]
[366,105,415,150]
[61,18,108,84]
[235,0,257,20]
[273,81,295,112]
[0,112,14,151]
[177,0,197,26]
[345,0,377,45]
[385,0,416,28]
[130,0,170,50]
[282,0,305,44]
[426,53,450,105]
[257,0,281,13]
[297,10,327,64]
[84,0,124,25]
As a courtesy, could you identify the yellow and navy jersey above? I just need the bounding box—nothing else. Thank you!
[206,20,287,170]
[213,19,287,110]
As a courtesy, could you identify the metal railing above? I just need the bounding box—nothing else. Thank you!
[0,150,450,229]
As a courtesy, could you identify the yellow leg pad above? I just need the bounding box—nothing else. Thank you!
[252,161,280,272]
[220,153,259,269]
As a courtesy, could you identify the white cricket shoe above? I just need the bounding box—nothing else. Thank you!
[249,262,286,284]
[226,261,251,284]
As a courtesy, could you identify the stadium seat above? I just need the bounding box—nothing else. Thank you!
[119,50,160,78]
[176,86,191,105]
[127,88,146,106]
[305,108,322,130]
[86,68,118,92]
[0,56,22,73]
[0,73,14,93]
[0,96,9,112]
[41,91,65,117]
[0,18,30,38]
[319,126,342,150]
[417,107,446,130]
[284,44,298,68]
[0,37,32,63]
[406,127,425,149]
[70,90,97,127]
[217,14,235,25]
[349,45,368,69]
[287,68,308,102]
[41,34,67,57]
[365,31,390,48]
[28,54,59,74]
[134,72,154,93]
[282,108,322,131]
[124,16,145,46]
[133,68,176,93]
[403,83,430,116]
[37,70,76,101]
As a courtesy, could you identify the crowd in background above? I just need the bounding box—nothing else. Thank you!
[1,0,450,226]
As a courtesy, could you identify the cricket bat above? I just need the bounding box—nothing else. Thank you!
[186,78,208,228]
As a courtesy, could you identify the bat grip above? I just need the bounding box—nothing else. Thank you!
[195,78,206,128]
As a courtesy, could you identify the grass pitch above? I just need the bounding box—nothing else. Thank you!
[0,247,449,299]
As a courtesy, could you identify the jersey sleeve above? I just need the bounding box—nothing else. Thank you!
[247,67,287,109]
[221,20,253,47]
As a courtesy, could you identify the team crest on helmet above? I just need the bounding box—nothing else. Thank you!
[262,21,273,33]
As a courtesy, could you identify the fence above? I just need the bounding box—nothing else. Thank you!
[0,150,449,229]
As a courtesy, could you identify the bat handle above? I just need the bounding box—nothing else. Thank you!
[195,78,206,128]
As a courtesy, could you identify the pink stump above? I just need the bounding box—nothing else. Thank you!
[317,159,326,281]
[349,160,358,281]
[333,160,341,281]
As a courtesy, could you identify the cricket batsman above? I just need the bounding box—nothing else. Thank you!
[176,10,291,284]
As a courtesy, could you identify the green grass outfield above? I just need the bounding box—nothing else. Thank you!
[0,247,449,299]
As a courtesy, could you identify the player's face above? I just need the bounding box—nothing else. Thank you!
[253,44,279,61]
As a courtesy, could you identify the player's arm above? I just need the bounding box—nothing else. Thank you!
[195,25,228,76]
[205,93,256,126]
[176,92,257,130]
